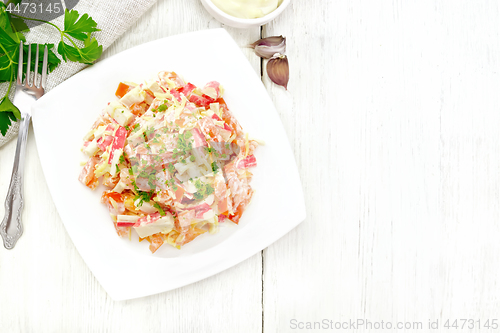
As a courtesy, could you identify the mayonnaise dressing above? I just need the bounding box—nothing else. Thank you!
[211,0,284,19]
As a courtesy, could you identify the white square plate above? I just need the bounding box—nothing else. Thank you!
[32,28,305,300]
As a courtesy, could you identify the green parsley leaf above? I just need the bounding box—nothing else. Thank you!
[63,9,100,41]
[9,16,29,34]
[57,35,102,64]
[23,43,60,77]
[153,203,166,216]
[0,108,16,136]
[0,96,20,120]
[0,5,24,45]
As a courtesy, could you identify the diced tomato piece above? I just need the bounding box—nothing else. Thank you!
[149,234,165,253]
[228,205,245,224]
[115,82,132,98]
[130,102,147,116]
[218,214,227,223]
[101,191,125,215]
[174,186,185,202]
[236,155,257,169]
[216,97,227,108]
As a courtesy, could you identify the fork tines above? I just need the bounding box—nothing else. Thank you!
[18,41,48,89]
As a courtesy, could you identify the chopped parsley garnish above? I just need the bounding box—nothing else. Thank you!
[132,123,140,133]
[193,179,214,201]
[166,178,178,191]
[153,203,166,216]
[172,130,193,158]
[134,191,152,207]
[152,101,169,113]
[157,104,168,112]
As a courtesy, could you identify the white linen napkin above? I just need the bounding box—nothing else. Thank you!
[0,0,157,147]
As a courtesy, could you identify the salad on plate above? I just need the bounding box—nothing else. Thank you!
[78,71,259,253]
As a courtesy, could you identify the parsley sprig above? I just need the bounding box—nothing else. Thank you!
[0,2,102,136]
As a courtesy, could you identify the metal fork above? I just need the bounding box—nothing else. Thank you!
[0,42,48,249]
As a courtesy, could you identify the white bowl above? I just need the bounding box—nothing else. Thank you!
[200,0,291,29]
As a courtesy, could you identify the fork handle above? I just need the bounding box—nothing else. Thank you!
[0,113,31,249]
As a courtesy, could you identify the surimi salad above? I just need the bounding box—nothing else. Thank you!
[78,71,259,253]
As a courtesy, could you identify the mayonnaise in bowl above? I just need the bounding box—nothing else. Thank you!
[210,0,284,19]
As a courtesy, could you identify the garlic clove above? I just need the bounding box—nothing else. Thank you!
[267,53,289,89]
[249,35,286,48]
[249,36,286,59]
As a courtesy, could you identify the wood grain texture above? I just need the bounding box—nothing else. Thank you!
[263,0,500,332]
[0,1,262,332]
